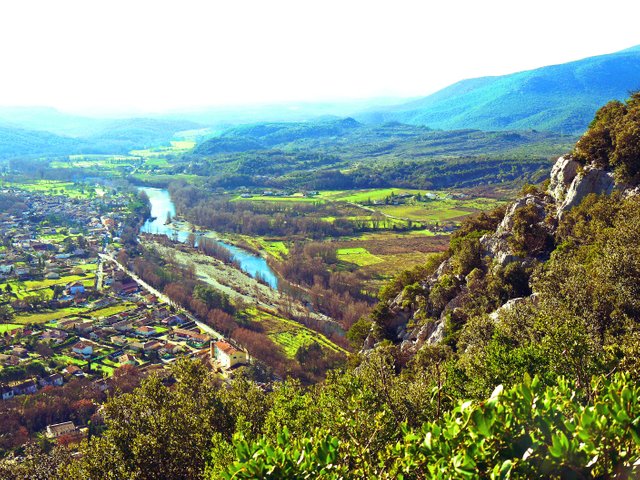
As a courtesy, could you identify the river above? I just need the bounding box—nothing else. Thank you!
[139,187,279,289]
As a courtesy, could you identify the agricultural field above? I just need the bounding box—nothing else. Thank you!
[87,303,136,319]
[242,307,345,358]
[49,155,140,175]
[130,140,196,158]
[336,247,384,267]
[318,188,426,203]
[1,273,96,300]
[233,194,324,203]
[13,307,87,325]
[2,180,101,199]
[0,324,22,334]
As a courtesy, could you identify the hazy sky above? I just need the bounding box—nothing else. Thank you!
[1,0,639,113]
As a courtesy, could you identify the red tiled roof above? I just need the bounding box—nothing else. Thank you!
[215,341,239,355]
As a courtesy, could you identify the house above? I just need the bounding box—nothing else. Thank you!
[160,342,182,355]
[58,319,81,330]
[15,267,32,279]
[130,341,151,352]
[40,329,68,343]
[45,271,61,281]
[12,346,28,357]
[143,341,162,352]
[1,355,20,366]
[118,281,139,295]
[136,326,156,337]
[72,342,93,357]
[46,421,76,438]
[154,307,171,320]
[68,282,85,295]
[13,379,38,395]
[75,322,94,335]
[63,365,84,376]
[113,319,133,332]
[39,373,64,387]
[1,385,14,400]
[110,335,128,346]
[165,315,186,326]
[118,353,137,365]
[211,341,247,369]
[172,328,210,345]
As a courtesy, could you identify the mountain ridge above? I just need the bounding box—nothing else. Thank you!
[356,46,640,134]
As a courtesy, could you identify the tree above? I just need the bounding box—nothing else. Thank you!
[0,303,13,322]
[65,359,231,480]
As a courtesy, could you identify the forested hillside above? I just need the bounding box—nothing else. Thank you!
[358,46,640,134]
[0,114,200,157]
[185,120,575,190]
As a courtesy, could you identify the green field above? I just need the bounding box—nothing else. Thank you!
[6,180,99,199]
[336,247,384,267]
[53,354,85,366]
[244,307,345,358]
[319,188,429,203]
[261,241,288,259]
[88,303,136,319]
[130,140,196,158]
[233,195,324,203]
[377,204,471,222]
[14,307,86,325]
[0,323,22,334]
[1,273,96,300]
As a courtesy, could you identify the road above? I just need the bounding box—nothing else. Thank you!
[99,253,224,340]
[96,259,105,291]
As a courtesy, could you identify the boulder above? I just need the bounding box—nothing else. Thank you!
[548,156,580,203]
[558,167,616,219]
[480,194,548,266]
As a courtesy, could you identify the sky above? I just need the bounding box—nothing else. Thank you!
[0,0,639,114]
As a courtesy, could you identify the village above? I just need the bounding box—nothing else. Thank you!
[0,186,249,413]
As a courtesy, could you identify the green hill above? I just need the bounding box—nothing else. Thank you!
[357,46,640,134]
[0,125,81,158]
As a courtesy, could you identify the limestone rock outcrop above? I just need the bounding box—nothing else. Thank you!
[557,167,617,219]
[548,156,579,203]
[366,154,635,357]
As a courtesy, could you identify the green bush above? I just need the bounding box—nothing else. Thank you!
[221,372,640,479]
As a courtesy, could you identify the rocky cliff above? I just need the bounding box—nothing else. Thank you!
[366,153,634,357]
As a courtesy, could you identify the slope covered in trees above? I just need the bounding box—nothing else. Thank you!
[187,122,574,190]
[357,46,640,134]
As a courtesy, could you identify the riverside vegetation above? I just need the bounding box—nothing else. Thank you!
[2,96,640,478]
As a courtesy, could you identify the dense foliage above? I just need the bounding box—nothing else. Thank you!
[574,92,640,183]
[185,123,572,190]
[222,373,640,479]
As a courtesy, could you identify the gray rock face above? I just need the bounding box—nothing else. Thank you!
[480,194,548,266]
[548,156,580,203]
[369,154,633,358]
[558,167,616,219]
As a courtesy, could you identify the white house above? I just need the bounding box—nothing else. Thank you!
[211,341,247,369]
[46,421,76,438]
[72,342,93,358]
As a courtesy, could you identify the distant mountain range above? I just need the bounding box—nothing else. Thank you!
[356,46,640,134]
[0,45,638,159]
[0,110,201,158]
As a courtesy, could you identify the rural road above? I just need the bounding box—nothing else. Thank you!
[99,253,224,340]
